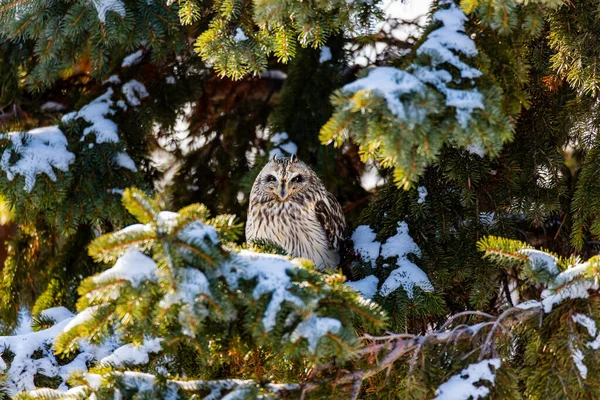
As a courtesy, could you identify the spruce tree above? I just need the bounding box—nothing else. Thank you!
[3,0,600,398]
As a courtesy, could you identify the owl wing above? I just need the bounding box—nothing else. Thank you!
[315,192,346,251]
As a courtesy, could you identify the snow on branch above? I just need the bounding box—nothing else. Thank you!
[342,0,483,129]
[93,0,126,24]
[0,307,118,395]
[0,126,75,192]
[434,359,501,400]
[221,251,305,332]
[62,88,120,144]
[0,78,150,193]
[347,222,433,299]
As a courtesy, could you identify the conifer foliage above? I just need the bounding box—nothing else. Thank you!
[2,188,386,398]
[3,0,600,398]
[321,0,512,188]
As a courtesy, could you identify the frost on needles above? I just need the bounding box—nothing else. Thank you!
[320,0,512,188]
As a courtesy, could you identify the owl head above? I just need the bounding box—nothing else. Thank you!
[253,154,316,202]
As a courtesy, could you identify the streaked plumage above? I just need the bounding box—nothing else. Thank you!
[246,155,346,270]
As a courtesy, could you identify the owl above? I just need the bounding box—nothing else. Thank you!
[246,155,347,270]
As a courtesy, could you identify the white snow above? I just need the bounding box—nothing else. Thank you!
[0,312,118,394]
[540,263,597,313]
[343,67,427,123]
[573,313,597,337]
[122,80,149,106]
[380,222,422,259]
[41,102,65,112]
[350,222,433,298]
[114,151,138,171]
[93,0,126,24]
[159,267,212,337]
[270,132,289,144]
[40,307,75,323]
[346,275,379,299]
[261,70,288,80]
[466,143,485,157]
[289,315,341,353]
[269,132,298,157]
[319,46,332,63]
[234,28,248,42]
[516,300,541,310]
[379,261,433,297]
[345,0,484,129]
[222,251,304,332]
[279,142,298,154]
[62,88,119,143]
[571,343,587,379]
[93,250,158,287]
[351,225,381,267]
[103,75,121,85]
[434,358,501,400]
[519,249,559,275]
[479,212,494,225]
[122,50,144,68]
[414,0,484,128]
[587,334,600,350]
[0,126,75,192]
[62,306,99,333]
[379,222,433,298]
[177,219,220,246]
[100,337,163,367]
[165,76,176,84]
[417,186,428,204]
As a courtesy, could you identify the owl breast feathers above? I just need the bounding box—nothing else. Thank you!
[246,155,347,270]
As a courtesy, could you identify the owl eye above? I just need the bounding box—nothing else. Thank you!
[265,174,277,183]
[291,175,303,183]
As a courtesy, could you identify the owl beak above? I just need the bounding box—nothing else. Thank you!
[277,182,288,201]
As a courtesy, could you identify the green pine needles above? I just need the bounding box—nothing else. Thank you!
[189,0,383,79]
[320,0,512,189]
[7,187,385,398]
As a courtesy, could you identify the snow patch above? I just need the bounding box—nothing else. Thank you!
[261,70,288,80]
[93,0,126,24]
[573,313,597,337]
[417,186,428,204]
[380,222,433,298]
[62,88,119,143]
[93,250,158,287]
[234,28,248,42]
[343,67,427,122]
[319,46,332,63]
[103,75,121,85]
[0,308,119,394]
[466,143,485,157]
[122,50,144,68]
[434,359,501,400]
[571,343,587,379]
[269,132,297,157]
[0,126,75,192]
[100,337,163,367]
[122,80,149,106]
[346,275,379,299]
[351,225,381,267]
[519,249,559,275]
[41,102,65,112]
[289,315,341,353]
[114,151,138,172]
[40,307,75,324]
[222,251,304,332]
